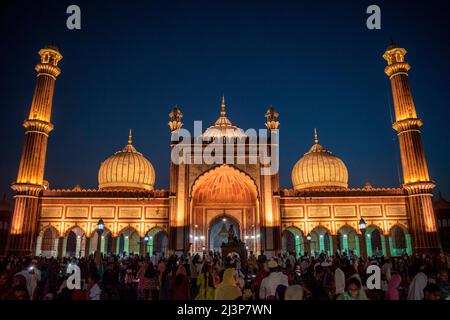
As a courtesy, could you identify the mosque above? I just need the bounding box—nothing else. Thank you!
[5,43,442,258]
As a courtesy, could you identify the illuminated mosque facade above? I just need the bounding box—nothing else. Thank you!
[5,43,442,258]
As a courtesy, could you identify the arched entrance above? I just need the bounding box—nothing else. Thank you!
[90,228,112,256]
[117,227,140,256]
[282,227,304,257]
[64,227,86,258]
[66,231,77,257]
[208,215,240,252]
[389,225,412,256]
[190,165,259,253]
[145,227,169,257]
[366,225,384,257]
[36,226,58,257]
[337,225,359,256]
[310,226,332,256]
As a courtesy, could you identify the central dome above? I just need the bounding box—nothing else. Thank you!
[98,131,155,191]
[292,129,348,190]
[203,96,247,139]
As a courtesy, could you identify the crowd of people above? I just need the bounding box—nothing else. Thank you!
[0,249,449,301]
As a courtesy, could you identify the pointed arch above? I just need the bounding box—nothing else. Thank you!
[191,164,259,204]
[310,225,332,256]
[145,226,169,257]
[282,226,305,257]
[117,226,140,255]
[337,224,359,255]
[190,164,259,253]
[37,225,59,257]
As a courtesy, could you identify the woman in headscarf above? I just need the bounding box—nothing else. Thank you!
[170,265,190,300]
[136,262,149,300]
[215,268,242,300]
[196,263,215,300]
[386,272,402,300]
[337,277,368,300]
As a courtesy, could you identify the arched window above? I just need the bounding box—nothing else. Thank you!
[391,226,406,249]
[42,228,55,251]
[370,229,382,255]
[66,231,77,257]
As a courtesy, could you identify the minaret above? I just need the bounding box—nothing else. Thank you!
[7,46,62,256]
[168,105,188,253]
[383,43,441,254]
[262,105,281,254]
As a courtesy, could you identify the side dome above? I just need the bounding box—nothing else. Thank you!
[98,130,155,191]
[292,129,348,190]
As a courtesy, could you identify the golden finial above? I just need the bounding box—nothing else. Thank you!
[128,128,133,145]
[220,95,226,117]
[314,128,319,144]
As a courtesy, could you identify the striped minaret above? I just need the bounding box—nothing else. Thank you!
[7,46,62,256]
[383,43,441,255]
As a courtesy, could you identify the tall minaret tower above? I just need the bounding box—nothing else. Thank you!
[383,43,441,255]
[7,46,62,256]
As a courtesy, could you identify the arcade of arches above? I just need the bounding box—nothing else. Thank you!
[281,224,412,257]
[36,225,168,258]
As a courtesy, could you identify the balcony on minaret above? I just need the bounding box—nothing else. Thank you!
[35,46,63,79]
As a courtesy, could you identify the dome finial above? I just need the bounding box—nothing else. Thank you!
[314,128,319,144]
[220,94,226,117]
[128,128,133,145]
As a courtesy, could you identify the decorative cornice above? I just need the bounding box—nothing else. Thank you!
[280,187,405,198]
[384,62,410,78]
[42,188,170,198]
[11,183,44,196]
[35,63,61,78]
[23,119,54,134]
[403,181,435,195]
[392,118,423,133]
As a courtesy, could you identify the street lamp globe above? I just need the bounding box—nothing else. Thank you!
[359,217,367,231]
[144,236,149,242]
[97,218,104,231]
[306,233,312,241]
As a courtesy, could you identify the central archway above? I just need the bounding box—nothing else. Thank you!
[190,165,259,253]
[208,214,241,252]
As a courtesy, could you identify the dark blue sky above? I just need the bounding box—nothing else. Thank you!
[1,0,449,199]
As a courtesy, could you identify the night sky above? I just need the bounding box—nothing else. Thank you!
[1,0,449,200]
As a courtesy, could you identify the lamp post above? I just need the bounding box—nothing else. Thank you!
[95,218,104,266]
[256,233,260,254]
[194,224,198,253]
[359,217,367,258]
[144,236,149,257]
